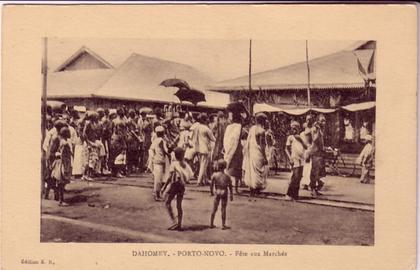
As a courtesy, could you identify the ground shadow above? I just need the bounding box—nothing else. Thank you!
[180,224,210,232]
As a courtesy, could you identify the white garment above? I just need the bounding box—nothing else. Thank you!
[223,123,241,166]
[301,160,312,186]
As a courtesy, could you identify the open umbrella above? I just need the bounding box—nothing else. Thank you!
[174,87,206,106]
[46,100,65,110]
[139,107,153,114]
[160,78,190,89]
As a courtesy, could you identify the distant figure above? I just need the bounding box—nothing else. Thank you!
[210,159,233,230]
[357,135,375,184]
[161,147,193,231]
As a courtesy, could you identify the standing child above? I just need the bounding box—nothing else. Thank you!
[161,147,193,231]
[50,127,72,206]
[210,159,233,230]
[357,135,375,184]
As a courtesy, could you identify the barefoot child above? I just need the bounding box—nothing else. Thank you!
[210,159,233,230]
[161,147,193,231]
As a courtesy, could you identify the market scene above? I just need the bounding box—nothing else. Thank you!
[41,39,375,245]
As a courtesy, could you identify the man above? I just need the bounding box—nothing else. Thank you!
[137,110,151,172]
[307,114,327,196]
[195,113,216,186]
[357,135,374,184]
[285,121,306,200]
[300,114,314,190]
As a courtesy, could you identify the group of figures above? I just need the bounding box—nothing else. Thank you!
[41,102,375,230]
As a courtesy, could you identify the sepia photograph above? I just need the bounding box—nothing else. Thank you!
[40,38,376,245]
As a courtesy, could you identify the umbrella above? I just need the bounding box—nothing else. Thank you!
[160,78,190,89]
[139,107,153,114]
[174,87,206,105]
[46,100,65,110]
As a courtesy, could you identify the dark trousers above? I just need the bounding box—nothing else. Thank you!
[287,166,303,199]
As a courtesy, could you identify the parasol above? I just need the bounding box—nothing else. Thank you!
[139,107,153,114]
[46,100,65,110]
[160,78,190,89]
[174,87,206,106]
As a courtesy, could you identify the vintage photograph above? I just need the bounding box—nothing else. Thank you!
[40,38,376,245]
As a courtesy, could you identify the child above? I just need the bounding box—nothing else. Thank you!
[50,127,72,206]
[150,125,170,201]
[210,159,233,230]
[357,135,375,184]
[161,147,193,231]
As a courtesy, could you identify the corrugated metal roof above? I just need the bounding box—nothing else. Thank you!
[207,46,375,92]
[47,69,114,97]
[94,53,229,108]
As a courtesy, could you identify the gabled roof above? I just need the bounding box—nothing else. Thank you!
[208,41,376,92]
[94,53,229,108]
[55,46,114,72]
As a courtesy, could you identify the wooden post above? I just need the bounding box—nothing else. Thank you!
[305,40,311,107]
[41,37,48,197]
[248,39,253,115]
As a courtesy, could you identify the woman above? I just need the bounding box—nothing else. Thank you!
[223,111,245,194]
[109,108,127,178]
[50,127,72,206]
[243,113,269,201]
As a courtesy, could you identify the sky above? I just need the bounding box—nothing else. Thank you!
[48,38,359,82]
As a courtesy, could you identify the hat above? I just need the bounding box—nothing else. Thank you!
[365,135,373,141]
[290,121,300,128]
[96,108,104,113]
[155,125,165,133]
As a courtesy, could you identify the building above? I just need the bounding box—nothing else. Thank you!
[207,40,376,155]
[47,46,230,113]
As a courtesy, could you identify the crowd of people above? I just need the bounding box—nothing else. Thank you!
[42,102,374,229]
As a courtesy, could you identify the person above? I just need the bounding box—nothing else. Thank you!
[137,110,151,172]
[359,120,371,143]
[44,120,67,200]
[126,109,140,175]
[223,111,245,194]
[243,113,269,201]
[300,115,314,190]
[195,113,216,186]
[81,112,100,181]
[161,147,193,231]
[285,121,307,200]
[357,135,375,183]
[150,125,170,201]
[265,123,277,176]
[210,159,233,230]
[49,127,72,206]
[307,114,327,196]
[109,108,127,178]
[212,111,228,162]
